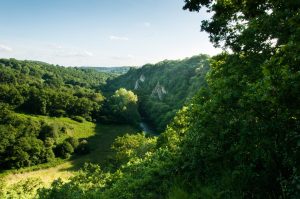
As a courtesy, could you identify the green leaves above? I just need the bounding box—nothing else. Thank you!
[107,88,141,124]
[111,133,157,165]
[105,54,210,132]
[184,0,300,56]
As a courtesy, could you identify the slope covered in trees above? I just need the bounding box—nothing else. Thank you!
[32,0,300,199]
[104,54,210,131]
[0,59,141,172]
[0,59,113,119]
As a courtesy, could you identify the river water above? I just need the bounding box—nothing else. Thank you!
[139,122,159,136]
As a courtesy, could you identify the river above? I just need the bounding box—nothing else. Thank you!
[139,122,159,136]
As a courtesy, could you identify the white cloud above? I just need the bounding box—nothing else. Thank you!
[62,50,94,57]
[143,22,151,27]
[0,44,13,52]
[127,54,134,59]
[47,43,63,49]
[111,54,135,60]
[109,35,129,41]
[83,50,94,57]
[53,49,94,58]
[46,43,94,58]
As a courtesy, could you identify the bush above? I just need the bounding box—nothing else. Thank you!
[111,133,157,165]
[55,141,74,159]
[65,137,79,149]
[52,109,66,117]
[44,148,55,162]
[75,140,90,155]
[61,126,67,133]
[85,116,92,122]
[71,116,85,123]
[44,137,55,148]
[39,124,59,141]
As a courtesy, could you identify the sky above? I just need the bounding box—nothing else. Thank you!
[0,0,221,66]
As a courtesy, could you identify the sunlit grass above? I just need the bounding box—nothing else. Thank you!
[2,114,139,187]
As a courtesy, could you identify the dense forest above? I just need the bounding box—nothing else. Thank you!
[0,59,141,171]
[0,0,299,198]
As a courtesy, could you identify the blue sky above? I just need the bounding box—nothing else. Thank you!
[0,0,221,66]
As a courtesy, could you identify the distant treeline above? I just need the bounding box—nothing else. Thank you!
[80,66,131,75]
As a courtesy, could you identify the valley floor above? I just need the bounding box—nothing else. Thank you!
[2,119,139,187]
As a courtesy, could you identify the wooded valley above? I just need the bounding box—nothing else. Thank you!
[0,0,299,198]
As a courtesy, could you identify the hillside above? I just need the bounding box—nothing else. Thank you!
[24,1,300,199]
[104,54,210,131]
[0,59,141,173]
[0,58,113,119]
[0,59,141,197]
[80,66,131,75]
[2,115,138,186]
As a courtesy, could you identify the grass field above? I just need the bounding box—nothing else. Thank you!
[2,114,139,187]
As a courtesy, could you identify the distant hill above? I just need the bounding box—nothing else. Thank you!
[0,58,114,118]
[104,54,210,131]
[80,66,131,75]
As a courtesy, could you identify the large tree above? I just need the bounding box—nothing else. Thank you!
[181,0,300,198]
[109,88,140,124]
[183,0,300,54]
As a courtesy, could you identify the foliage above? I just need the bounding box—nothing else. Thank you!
[178,0,300,198]
[55,141,74,159]
[0,59,107,120]
[0,59,113,171]
[39,1,300,198]
[0,112,96,170]
[111,133,157,165]
[101,88,141,124]
[1,178,44,199]
[105,54,210,131]
[65,137,79,149]
[2,1,300,198]
[75,140,90,155]
[71,116,85,123]
[39,147,179,199]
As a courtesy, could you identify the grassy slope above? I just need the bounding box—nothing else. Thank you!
[2,114,138,187]
[15,113,97,141]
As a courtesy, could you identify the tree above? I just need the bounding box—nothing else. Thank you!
[65,137,79,149]
[55,141,74,159]
[75,140,90,155]
[6,137,46,168]
[181,0,300,197]
[39,124,59,141]
[183,0,300,54]
[111,133,157,165]
[109,88,140,124]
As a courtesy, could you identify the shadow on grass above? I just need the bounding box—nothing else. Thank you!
[58,123,139,172]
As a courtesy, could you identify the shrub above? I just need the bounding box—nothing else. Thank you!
[39,124,59,141]
[52,109,66,117]
[71,116,85,123]
[111,133,157,165]
[85,115,92,122]
[65,137,79,149]
[44,137,55,148]
[75,140,90,155]
[55,141,74,159]
[44,148,55,162]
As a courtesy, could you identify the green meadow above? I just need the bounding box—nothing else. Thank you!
[2,114,138,187]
